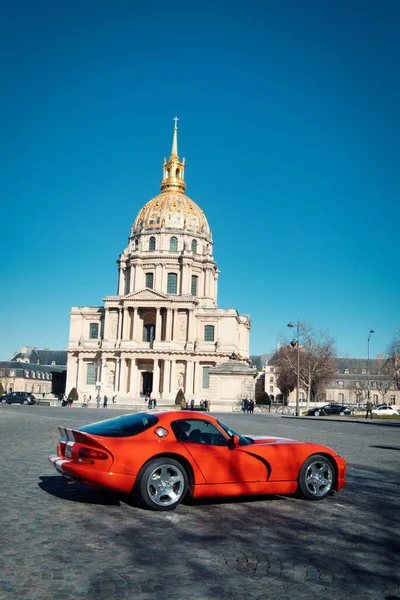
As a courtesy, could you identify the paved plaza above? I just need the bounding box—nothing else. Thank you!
[0,405,399,600]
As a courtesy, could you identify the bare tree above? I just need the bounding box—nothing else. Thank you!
[384,330,400,390]
[374,379,393,404]
[274,322,337,410]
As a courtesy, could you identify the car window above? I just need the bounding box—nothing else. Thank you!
[78,413,159,437]
[171,419,229,446]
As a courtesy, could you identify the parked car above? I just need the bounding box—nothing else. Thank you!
[1,392,39,405]
[49,411,347,510]
[372,405,400,416]
[307,403,351,417]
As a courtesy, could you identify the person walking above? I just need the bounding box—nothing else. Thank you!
[249,399,254,414]
[365,399,373,419]
[96,394,101,409]
[103,395,108,409]
[190,398,195,409]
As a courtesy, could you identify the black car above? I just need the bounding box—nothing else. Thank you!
[307,403,351,417]
[0,392,39,405]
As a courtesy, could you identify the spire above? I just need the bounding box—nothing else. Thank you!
[171,116,179,157]
[160,117,186,194]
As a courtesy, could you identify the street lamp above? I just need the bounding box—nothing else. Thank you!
[287,320,300,417]
[367,329,375,401]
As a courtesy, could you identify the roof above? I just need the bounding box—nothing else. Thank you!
[0,361,66,375]
[11,348,67,366]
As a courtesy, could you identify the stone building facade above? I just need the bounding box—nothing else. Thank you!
[66,121,252,407]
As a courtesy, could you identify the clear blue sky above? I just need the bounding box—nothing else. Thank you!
[1,0,399,360]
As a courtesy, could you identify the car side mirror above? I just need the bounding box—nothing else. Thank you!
[230,434,240,449]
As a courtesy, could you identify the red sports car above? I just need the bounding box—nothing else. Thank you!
[48,411,346,511]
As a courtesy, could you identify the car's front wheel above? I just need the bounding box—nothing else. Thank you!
[1,399,6,404]
[22,400,29,405]
[297,454,334,500]
[339,411,345,416]
[314,411,320,417]
[135,458,188,511]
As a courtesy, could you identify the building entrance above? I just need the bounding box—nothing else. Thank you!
[141,372,153,396]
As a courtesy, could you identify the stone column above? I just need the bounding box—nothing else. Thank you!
[170,360,176,396]
[185,360,194,397]
[163,359,171,395]
[76,357,82,391]
[155,308,162,341]
[130,265,135,293]
[119,357,126,394]
[133,307,140,341]
[153,359,160,396]
[166,308,172,342]
[103,307,110,340]
[115,358,121,392]
[155,263,162,294]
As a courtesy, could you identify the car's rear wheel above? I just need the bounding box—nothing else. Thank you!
[314,411,320,417]
[135,458,188,511]
[22,400,29,405]
[339,411,345,416]
[297,454,334,500]
[1,399,6,404]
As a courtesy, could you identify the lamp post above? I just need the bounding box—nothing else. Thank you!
[367,329,375,401]
[287,320,300,417]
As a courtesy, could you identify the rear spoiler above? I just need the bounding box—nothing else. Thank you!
[58,427,108,448]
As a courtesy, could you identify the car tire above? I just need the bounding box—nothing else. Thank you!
[135,458,188,511]
[314,411,320,417]
[22,400,29,405]
[1,399,6,404]
[339,411,345,416]
[297,454,334,501]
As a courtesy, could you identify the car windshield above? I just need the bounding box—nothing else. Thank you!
[78,413,159,438]
[217,420,254,445]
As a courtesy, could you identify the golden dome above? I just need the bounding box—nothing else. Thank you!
[131,118,212,240]
[132,192,212,239]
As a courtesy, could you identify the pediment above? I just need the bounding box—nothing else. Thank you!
[124,289,169,301]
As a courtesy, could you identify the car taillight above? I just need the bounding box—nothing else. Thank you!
[77,447,108,460]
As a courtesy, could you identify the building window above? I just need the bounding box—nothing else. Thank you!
[269,386,274,393]
[373,394,378,402]
[339,393,344,403]
[390,395,395,404]
[191,239,197,253]
[204,325,215,342]
[170,237,178,251]
[143,324,155,342]
[145,273,154,289]
[337,380,344,387]
[202,367,210,389]
[191,275,198,296]
[269,377,274,383]
[86,363,97,385]
[149,237,156,251]
[167,273,178,294]
[89,323,99,339]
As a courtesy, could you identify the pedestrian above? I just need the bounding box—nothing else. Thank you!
[204,399,209,412]
[365,399,373,419]
[190,398,195,409]
[148,397,153,409]
[83,394,87,408]
[68,396,73,408]
[241,399,246,414]
[88,395,91,405]
[112,395,117,403]
[249,399,254,414]
[103,395,108,409]
[96,394,101,409]
[153,397,157,408]
[244,399,249,414]
[181,398,186,410]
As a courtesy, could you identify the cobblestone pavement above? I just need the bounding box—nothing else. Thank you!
[0,405,399,600]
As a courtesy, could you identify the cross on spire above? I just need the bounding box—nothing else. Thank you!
[173,116,179,129]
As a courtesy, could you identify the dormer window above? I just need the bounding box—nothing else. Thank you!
[344,368,349,374]
[361,368,367,374]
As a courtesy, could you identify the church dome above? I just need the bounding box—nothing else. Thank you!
[132,192,211,239]
[131,118,212,242]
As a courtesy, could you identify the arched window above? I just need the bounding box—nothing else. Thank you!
[191,275,198,296]
[191,239,197,253]
[170,237,178,251]
[149,236,156,251]
[204,325,215,342]
[167,273,177,294]
[175,168,180,177]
